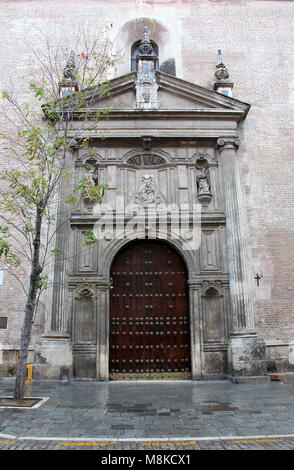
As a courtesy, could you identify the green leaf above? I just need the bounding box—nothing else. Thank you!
[65,195,77,204]
[0,238,10,257]
[83,230,98,246]
[38,274,48,291]
[50,248,61,254]
[103,277,114,289]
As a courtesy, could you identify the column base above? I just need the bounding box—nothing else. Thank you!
[228,333,267,377]
[34,331,72,381]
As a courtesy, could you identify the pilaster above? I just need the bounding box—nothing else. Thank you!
[217,138,266,377]
[187,280,203,379]
[96,284,109,381]
[34,151,73,380]
[216,138,255,334]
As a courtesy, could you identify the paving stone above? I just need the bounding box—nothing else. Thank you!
[1,378,294,449]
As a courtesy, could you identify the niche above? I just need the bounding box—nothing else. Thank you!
[202,286,224,343]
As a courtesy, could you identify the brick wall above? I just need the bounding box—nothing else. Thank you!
[0,0,293,368]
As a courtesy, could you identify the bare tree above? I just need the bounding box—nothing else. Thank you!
[0,25,119,402]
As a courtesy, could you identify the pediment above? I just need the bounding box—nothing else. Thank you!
[86,71,250,120]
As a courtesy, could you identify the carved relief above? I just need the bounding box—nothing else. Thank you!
[201,280,223,295]
[75,281,97,302]
[135,174,161,205]
[75,152,103,167]
[194,152,215,163]
[127,153,166,167]
[136,73,158,109]
[123,148,170,165]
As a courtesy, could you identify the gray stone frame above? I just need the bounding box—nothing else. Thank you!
[35,70,267,381]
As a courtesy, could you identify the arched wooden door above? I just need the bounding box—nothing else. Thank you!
[109,240,191,380]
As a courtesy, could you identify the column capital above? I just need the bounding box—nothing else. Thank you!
[216,137,241,151]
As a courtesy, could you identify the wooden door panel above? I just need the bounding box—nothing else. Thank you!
[109,240,191,380]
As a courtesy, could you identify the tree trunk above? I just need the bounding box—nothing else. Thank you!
[14,207,43,402]
[13,296,38,401]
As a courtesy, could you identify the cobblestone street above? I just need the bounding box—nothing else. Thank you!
[1,377,294,452]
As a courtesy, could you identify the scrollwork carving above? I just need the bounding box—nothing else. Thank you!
[135,175,161,205]
[201,280,223,296]
[216,138,241,150]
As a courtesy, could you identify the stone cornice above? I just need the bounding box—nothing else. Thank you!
[89,108,245,119]
[63,114,242,140]
[69,212,226,226]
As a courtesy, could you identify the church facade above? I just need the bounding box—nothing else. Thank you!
[0,0,293,382]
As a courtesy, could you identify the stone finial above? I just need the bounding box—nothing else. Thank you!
[213,49,234,97]
[138,26,154,56]
[135,27,158,108]
[215,49,229,81]
[59,50,79,96]
[63,50,76,81]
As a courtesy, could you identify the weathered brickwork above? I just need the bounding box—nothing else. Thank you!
[0,0,293,376]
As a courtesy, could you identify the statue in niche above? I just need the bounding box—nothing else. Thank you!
[85,159,99,186]
[81,159,99,210]
[90,163,99,186]
[135,175,161,205]
[196,167,212,206]
[197,168,211,195]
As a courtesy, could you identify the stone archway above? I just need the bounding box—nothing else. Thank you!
[109,239,192,380]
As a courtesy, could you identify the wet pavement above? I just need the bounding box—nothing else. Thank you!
[1,377,294,450]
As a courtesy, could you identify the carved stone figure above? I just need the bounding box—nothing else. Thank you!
[197,168,211,195]
[85,159,99,186]
[135,175,161,205]
[90,162,99,186]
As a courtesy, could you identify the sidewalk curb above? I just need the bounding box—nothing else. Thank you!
[1,433,294,443]
[0,433,17,440]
